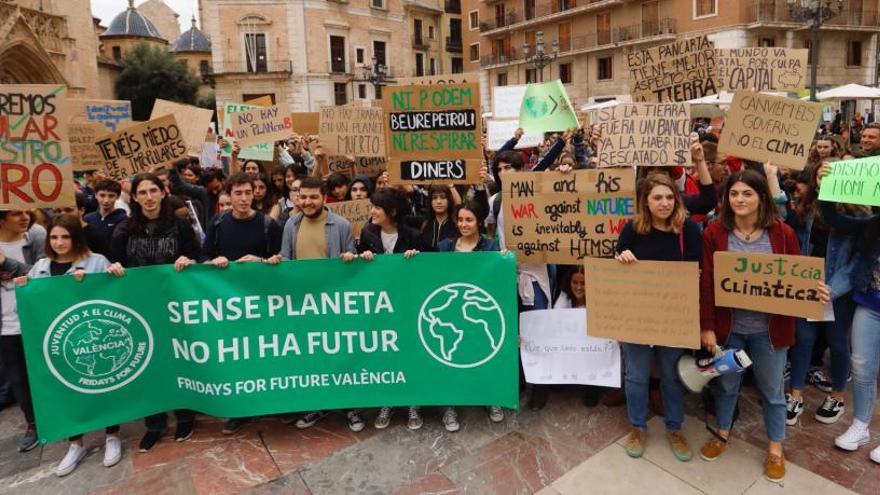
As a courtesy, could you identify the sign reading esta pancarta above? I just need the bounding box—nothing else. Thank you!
[17,254,519,443]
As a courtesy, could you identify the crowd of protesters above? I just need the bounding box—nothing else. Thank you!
[0,111,878,485]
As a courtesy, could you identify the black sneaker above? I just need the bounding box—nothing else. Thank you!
[222,418,249,435]
[174,422,194,442]
[295,411,327,429]
[18,426,37,452]
[808,367,833,393]
[815,396,845,424]
[785,394,804,426]
[139,430,163,452]
[346,410,365,432]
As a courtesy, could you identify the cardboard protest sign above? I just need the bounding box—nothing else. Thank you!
[719,91,821,170]
[486,119,542,150]
[243,95,273,107]
[396,72,481,86]
[319,107,386,157]
[327,199,372,239]
[150,99,212,157]
[713,252,825,320]
[383,82,482,184]
[503,169,635,263]
[66,99,132,171]
[715,48,808,92]
[221,102,273,161]
[290,112,320,135]
[817,156,880,207]
[584,258,700,348]
[520,309,621,387]
[518,80,579,133]
[230,105,293,148]
[595,102,691,167]
[627,35,718,103]
[493,85,527,118]
[0,84,76,208]
[94,114,189,181]
[316,156,387,179]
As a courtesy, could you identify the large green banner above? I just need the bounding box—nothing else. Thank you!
[18,253,518,443]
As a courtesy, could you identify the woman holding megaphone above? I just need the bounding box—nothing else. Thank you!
[699,167,830,484]
[614,136,704,463]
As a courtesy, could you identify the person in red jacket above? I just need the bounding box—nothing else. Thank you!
[698,169,829,484]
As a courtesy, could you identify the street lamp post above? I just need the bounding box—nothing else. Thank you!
[522,31,558,83]
[354,56,394,100]
[786,0,844,101]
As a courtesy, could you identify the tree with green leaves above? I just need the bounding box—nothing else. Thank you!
[115,42,200,120]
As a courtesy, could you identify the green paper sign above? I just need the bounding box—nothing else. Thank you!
[18,253,519,443]
[518,80,579,133]
[818,157,880,207]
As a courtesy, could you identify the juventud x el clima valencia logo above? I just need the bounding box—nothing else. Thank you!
[43,300,153,394]
[417,283,506,368]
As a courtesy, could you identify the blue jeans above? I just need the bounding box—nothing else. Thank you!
[622,343,685,431]
[851,305,880,423]
[711,331,787,442]
[789,318,849,392]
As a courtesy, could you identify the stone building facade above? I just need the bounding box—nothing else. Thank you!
[467,0,880,112]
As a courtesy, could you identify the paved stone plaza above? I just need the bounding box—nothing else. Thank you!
[0,384,876,494]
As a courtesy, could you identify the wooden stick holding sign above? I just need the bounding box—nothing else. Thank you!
[584,258,700,349]
[94,114,189,182]
[713,252,825,320]
[719,91,822,171]
[383,82,482,184]
[595,102,692,167]
[503,169,635,264]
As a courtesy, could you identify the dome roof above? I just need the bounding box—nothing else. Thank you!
[102,0,165,39]
[171,18,211,52]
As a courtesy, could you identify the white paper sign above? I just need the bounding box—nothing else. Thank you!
[486,119,543,150]
[493,85,528,118]
[520,309,621,386]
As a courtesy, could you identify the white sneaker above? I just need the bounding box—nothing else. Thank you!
[56,443,87,477]
[834,420,870,451]
[103,436,122,467]
[871,445,880,464]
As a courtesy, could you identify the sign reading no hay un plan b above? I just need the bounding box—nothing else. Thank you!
[382,82,482,185]
[17,253,519,443]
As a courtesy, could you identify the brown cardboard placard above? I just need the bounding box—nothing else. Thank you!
[584,258,700,348]
[319,106,386,157]
[395,72,481,86]
[65,98,132,171]
[290,112,320,135]
[713,251,825,320]
[94,114,189,182]
[243,95,273,107]
[383,82,482,184]
[627,35,718,103]
[229,105,293,148]
[595,102,692,167]
[150,99,213,157]
[0,84,76,208]
[503,169,635,263]
[327,199,372,239]
[715,47,809,92]
[719,91,822,170]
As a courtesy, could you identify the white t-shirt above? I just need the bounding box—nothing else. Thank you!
[0,238,27,336]
[380,231,398,254]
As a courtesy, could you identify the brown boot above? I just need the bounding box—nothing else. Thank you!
[700,437,727,461]
[624,428,645,458]
[764,453,785,483]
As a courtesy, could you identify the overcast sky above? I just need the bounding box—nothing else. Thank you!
[91,0,199,32]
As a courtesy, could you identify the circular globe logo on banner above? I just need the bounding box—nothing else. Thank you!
[43,300,153,394]
[418,283,505,368]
